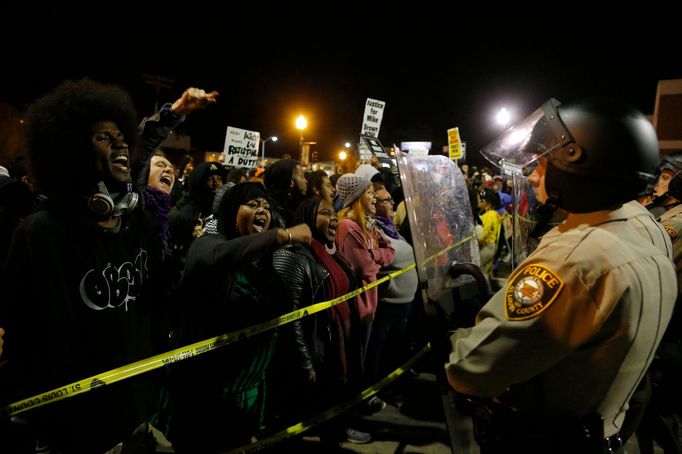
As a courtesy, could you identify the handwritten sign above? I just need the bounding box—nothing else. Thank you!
[361,98,385,138]
[448,127,462,160]
[223,126,260,169]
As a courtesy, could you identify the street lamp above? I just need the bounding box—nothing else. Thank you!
[295,115,307,161]
[295,115,308,132]
[337,150,348,174]
[261,135,277,165]
[496,107,511,127]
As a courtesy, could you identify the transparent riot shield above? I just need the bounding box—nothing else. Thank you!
[507,171,567,269]
[510,173,539,268]
[396,150,479,301]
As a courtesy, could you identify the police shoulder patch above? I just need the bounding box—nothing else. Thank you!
[665,226,679,242]
[504,264,564,321]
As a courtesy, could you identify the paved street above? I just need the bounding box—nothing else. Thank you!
[301,371,452,453]
[151,353,673,454]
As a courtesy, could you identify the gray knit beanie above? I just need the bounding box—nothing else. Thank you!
[355,164,380,181]
[336,173,372,208]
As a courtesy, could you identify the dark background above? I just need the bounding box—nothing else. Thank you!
[2,7,680,168]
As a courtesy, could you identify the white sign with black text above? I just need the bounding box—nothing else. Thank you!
[223,126,260,169]
[360,98,385,138]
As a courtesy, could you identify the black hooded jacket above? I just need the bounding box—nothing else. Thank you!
[263,159,301,228]
[169,162,226,256]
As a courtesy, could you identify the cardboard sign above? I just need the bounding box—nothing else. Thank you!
[448,127,462,160]
[223,126,260,169]
[360,98,386,138]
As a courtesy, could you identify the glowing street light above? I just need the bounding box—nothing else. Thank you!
[337,150,349,173]
[496,107,511,127]
[295,114,309,163]
[261,135,277,164]
[344,142,351,149]
[295,115,308,131]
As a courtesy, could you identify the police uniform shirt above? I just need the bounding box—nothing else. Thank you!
[658,203,682,287]
[445,205,677,437]
[622,200,673,260]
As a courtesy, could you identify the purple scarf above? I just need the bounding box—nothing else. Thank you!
[143,186,172,243]
[374,215,399,239]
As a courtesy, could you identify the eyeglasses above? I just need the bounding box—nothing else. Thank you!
[376,198,393,204]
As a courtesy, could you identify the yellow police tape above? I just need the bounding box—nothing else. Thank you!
[226,342,432,454]
[3,235,473,417]
[517,213,562,228]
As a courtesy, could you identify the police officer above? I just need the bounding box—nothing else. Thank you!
[656,154,682,291]
[636,154,682,452]
[445,98,677,453]
[645,154,682,216]
[616,198,673,446]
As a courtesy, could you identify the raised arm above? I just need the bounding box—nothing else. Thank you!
[133,87,219,191]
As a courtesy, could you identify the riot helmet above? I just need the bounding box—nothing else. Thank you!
[481,98,659,213]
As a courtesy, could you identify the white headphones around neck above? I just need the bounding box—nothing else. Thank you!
[87,181,138,218]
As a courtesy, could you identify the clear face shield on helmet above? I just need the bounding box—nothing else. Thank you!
[480,99,572,176]
[479,99,571,267]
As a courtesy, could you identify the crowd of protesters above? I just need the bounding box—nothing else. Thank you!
[0,80,420,453]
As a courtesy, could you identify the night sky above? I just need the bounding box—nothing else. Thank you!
[3,7,681,167]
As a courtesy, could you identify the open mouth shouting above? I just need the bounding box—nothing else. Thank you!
[159,174,173,190]
[316,201,338,243]
[328,219,338,237]
[92,121,132,183]
[149,155,176,194]
[237,197,271,236]
[106,150,132,183]
[111,152,130,173]
[252,213,269,233]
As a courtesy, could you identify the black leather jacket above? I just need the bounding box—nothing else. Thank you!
[272,244,331,372]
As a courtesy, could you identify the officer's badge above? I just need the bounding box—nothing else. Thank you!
[665,226,679,242]
[505,264,564,321]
